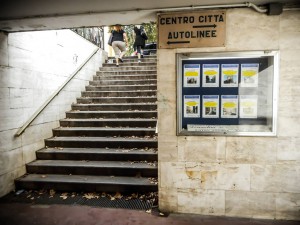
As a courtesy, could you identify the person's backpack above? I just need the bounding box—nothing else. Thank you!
[140,28,148,40]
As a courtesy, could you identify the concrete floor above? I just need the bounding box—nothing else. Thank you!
[0,203,299,225]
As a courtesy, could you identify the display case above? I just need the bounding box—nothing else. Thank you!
[177,51,279,136]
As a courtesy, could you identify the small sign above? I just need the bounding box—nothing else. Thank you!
[158,10,226,49]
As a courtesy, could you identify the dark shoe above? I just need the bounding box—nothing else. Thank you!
[141,55,144,58]
[119,58,123,63]
[116,64,119,67]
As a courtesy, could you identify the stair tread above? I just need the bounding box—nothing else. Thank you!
[46,136,157,142]
[67,110,157,113]
[92,78,157,81]
[72,103,156,106]
[82,90,156,93]
[28,160,157,169]
[39,147,157,154]
[78,96,156,98]
[61,118,157,121]
[98,69,157,71]
[17,174,156,186]
[87,84,157,87]
[54,127,156,131]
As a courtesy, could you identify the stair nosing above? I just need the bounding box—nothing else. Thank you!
[28,160,157,169]
[17,174,157,186]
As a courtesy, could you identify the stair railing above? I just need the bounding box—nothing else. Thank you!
[15,48,100,137]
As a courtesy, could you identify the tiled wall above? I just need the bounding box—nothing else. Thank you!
[157,9,300,220]
[0,30,105,197]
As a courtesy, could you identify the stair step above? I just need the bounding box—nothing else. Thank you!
[96,70,156,75]
[16,174,157,192]
[66,111,157,119]
[26,160,157,177]
[86,84,157,91]
[106,59,157,64]
[59,118,157,127]
[100,66,157,71]
[53,127,156,137]
[93,74,157,80]
[77,97,157,104]
[103,62,157,67]
[45,136,158,148]
[89,79,157,85]
[71,103,157,111]
[81,90,156,97]
[108,55,156,59]
[36,147,157,161]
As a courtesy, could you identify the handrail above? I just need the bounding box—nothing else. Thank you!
[15,47,100,137]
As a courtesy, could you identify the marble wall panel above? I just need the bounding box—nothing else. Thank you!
[226,8,279,51]
[160,162,250,191]
[0,129,22,152]
[160,162,202,189]
[159,188,178,212]
[275,193,300,220]
[0,166,26,197]
[225,137,277,164]
[0,107,24,130]
[225,191,276,219]
[158,107,176,135]
[0,32,8,66]
[251,164,300,193]
[158,138,178,162]
[0,147,23,176]
[277,137,300,163]
[178,189,225,216]
[179,136,226,163]
[277,116,300,138]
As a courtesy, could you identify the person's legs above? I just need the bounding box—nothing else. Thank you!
[118,42,126,61]
[136,45,142,63]
[112,41,121,66]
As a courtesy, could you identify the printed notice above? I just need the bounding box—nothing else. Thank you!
[184,64,200,87]
[184,95,200,118]
[239,95,258,118]
[221,95,238,118]
[241,64,259,87]
[221,64,239,87]
[202,64,219,87]
[202,95,219,118]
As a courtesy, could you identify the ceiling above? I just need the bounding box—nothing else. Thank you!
[0,0,298,32]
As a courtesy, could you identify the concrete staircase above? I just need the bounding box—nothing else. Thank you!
[15,56,158,193]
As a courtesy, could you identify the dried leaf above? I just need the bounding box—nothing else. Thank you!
[49,189,55,197]
[83,192,99,200]
[114,192,123,199]
[60,193,68,200]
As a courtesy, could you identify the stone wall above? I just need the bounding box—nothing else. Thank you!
[0,29,105,197]
[157,9,300,220]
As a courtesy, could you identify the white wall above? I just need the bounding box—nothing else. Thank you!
[0,29,106,197]
[158,9,300,220]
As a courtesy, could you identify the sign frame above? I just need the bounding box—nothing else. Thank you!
[177,51,279,136]
[158,10,226,49]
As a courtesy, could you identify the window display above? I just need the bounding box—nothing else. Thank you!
[177,51,279,136]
